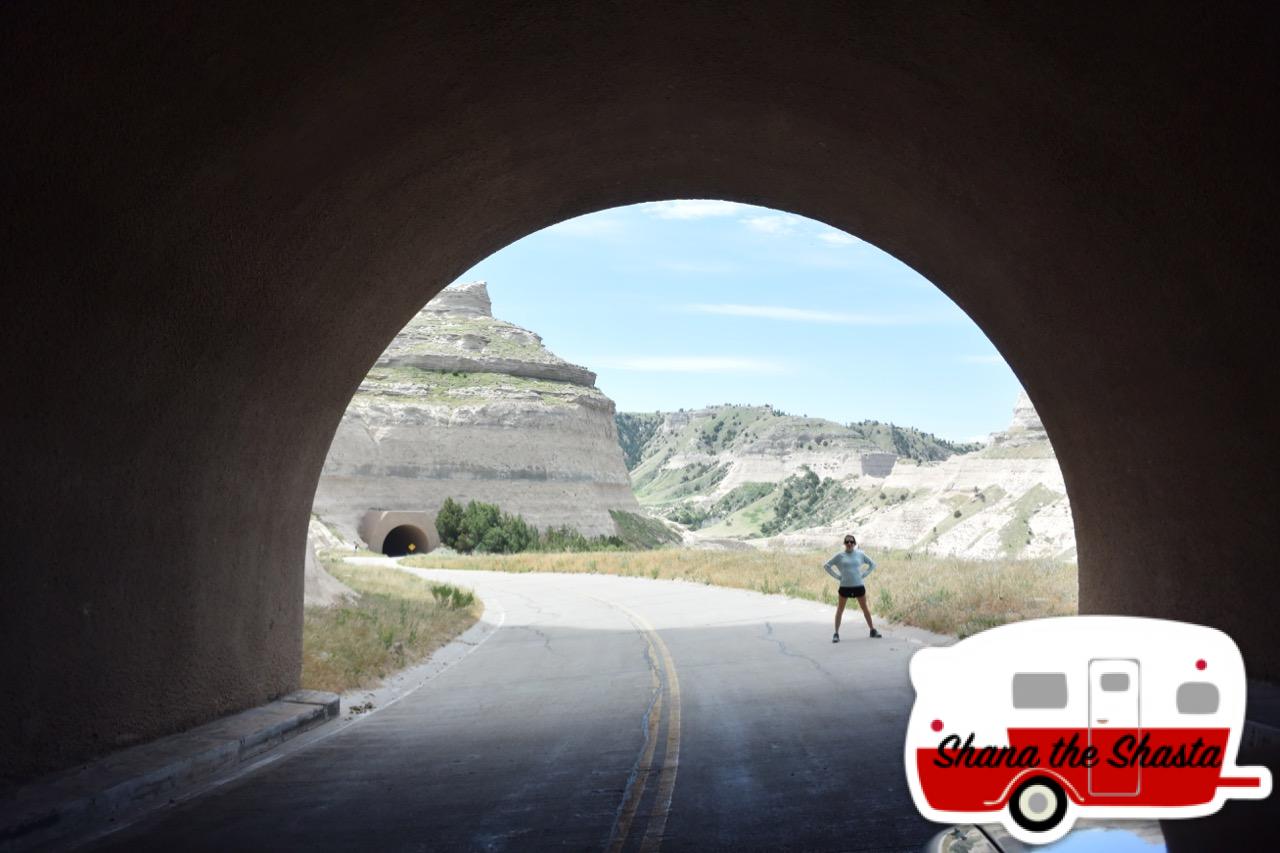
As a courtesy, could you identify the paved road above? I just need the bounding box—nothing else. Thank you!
[87,564,952,852]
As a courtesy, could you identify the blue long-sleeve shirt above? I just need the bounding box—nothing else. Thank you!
[823,549,876,587]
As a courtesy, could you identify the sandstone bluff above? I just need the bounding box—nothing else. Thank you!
[311,282,642,552]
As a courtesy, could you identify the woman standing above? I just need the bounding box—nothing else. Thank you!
[824,534,882,643]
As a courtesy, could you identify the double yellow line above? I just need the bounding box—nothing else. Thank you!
[603,601,682,853]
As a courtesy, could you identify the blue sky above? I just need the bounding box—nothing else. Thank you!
[452,201,1021,443]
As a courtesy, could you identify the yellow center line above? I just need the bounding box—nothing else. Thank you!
[595,597,683,853]
[639,619,681,853]
[608,635,662,853]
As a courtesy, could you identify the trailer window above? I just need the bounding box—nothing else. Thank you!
[1177,682,1219,714]
[1012,673,1068,709]
[1100,673,1130,692]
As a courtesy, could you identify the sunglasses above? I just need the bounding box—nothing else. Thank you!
[844,540,855,545]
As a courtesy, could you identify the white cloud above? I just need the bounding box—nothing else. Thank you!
[742,214,800,235]
[594,356,788,375]
[683,303,938,326]
[959,354,1005,365]
[644,200,746,220]
[545,215,626,237]
[817,230,861,246]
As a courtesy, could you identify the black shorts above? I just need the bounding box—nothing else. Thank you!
[838,586,866,599]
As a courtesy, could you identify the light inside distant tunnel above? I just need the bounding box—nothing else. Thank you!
[381,524,428,556]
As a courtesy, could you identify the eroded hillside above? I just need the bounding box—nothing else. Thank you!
[619,396,1074,561]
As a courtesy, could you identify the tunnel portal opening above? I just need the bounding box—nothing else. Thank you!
[381,525,429,557]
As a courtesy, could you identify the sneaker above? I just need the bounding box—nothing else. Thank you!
[832,632,840,643]
[869,628,882,639]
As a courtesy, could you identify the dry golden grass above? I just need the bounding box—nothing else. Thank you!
[402,549,1076,638]
[301,559,481,694]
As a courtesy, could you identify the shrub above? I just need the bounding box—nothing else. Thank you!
[435,498,537,554]
[431,583,475,609]
[539,525,625,552]
[435,497,464,547]
[435,498,651,554]
[667,505,710,528]
[761,467,852,536]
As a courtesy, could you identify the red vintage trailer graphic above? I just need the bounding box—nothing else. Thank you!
[905,617,1271,844]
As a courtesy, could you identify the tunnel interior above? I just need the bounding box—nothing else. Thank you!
[380,525,428,557]
[3,11,1276,837]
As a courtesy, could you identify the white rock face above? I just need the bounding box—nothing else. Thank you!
[304,520,357,607]
[311,282,641,546]
[423,280,493,316]
[711,447,866,497]
[308,518,347,550]
[990,390,1048,448]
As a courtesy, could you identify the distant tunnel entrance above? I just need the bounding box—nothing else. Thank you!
[381,525,428,557]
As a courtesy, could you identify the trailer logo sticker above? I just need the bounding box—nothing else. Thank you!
[904,616,1271,845]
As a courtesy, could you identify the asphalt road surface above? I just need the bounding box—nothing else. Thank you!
[87,563,954,852]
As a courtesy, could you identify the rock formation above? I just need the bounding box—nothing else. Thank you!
[621,405,974,506]
[986,391,1049,452]
[625,396,1074,561]
[301,519,358,607]
[760,395,1075,560]
[310,282,641,550]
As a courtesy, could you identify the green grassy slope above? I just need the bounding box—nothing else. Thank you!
[615,412,664,469]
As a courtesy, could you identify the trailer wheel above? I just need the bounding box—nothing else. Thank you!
[1008,776,1069,835]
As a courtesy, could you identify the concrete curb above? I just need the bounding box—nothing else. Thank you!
[0,690,338,852]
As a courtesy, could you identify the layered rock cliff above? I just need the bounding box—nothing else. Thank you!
[310,282,641,547]
[625,394,1075,561]
[755,393,1074,559]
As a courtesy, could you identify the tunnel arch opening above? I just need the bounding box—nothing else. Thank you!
[311,199,1071,571]
[380,524,429,557]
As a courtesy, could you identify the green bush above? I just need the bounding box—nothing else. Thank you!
[539,525,626,552]
[430,583,476,609]
[435,497,464,546]
[667,505,710,528]
[761,467,853,536]
[435,498,538,554]
[435,498,643,554]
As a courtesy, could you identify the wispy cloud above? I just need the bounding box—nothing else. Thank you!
[644,200,746,220]
[742,214,800,235]
[545,215,627,237]
[958,354,1005,365]
[593,356,788,375]
[683,303,940,326]
[817,230,861,246]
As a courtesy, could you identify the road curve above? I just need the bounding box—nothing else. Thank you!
[87,562,951,852]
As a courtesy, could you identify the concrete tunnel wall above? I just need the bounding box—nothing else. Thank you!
[2,3,1278,785]
[360,511,441,557]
